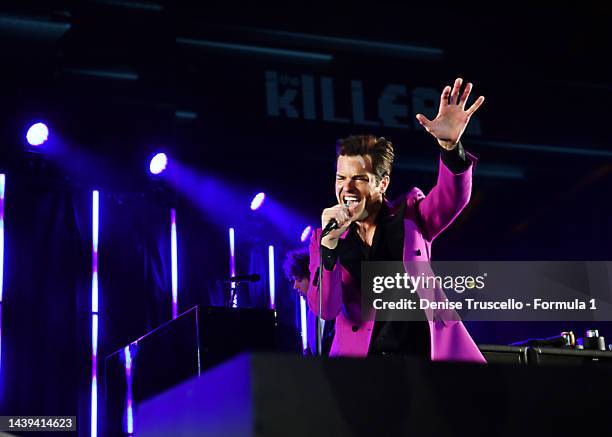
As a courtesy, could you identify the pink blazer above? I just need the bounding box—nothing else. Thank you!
[307,155,486,363]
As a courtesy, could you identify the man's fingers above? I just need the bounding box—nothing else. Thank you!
[340,209,350,224]
[450,77,463,105]
[458,82,473,109]
[415,113,431,128]
[466,95,485,116]
[339,220,351,231]
[332,206,350,225]
[439,85,451,109]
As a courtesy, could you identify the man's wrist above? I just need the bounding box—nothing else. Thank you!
[440,141,469,173]
[321,236,338,250]
[320,243,338,271]
[438,140,458,151]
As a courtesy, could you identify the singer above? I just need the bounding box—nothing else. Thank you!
[308,78,486,362]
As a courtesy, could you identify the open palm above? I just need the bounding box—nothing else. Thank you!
[416,78,485,150]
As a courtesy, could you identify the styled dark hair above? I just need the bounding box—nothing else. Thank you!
[283,248,310,281]
[336,135,394,182]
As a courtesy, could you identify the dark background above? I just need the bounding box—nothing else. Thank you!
[0,1,611,435]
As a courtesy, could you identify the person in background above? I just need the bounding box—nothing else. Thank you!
[284,248,334,356]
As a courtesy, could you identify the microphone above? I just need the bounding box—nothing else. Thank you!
[224,273,261,283]
[321,219,339,238]
[321,200,350,238]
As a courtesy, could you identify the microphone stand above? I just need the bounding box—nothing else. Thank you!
[229,284,237,308]
[222,275,260,308]
[317,221,339,356]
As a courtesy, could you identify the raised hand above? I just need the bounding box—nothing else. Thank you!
[415,78,485,150]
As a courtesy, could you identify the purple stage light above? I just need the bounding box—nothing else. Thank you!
[149,153,168,175]
[91,374,97,437]
[229,228,237,307]
[0,174,5,303]
[170,209,178,319]
[26,122,49,146]
[300,296,308,351]
[91,190,100,437]
[92,191,99,313]
[0,309,2,374]
[91,315,98,437]
[268,245,275,309]
[300,225,312,242]
[250,192,265,211]
[124,346,134,434]
[0,175,4,372]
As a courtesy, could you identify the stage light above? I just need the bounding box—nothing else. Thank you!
[26,122,49,146]
[91,374,97,437]
[92,191,99,313]
[300,225,312,242]
[250,192,265,210]
[170,209,178,319]
[149,153,168,175]
[300,296,308,351]
[91,317,98,437]
[0,174,5,302]
[0,174,3,372]
[124,346,134,434]
[91,190,100,437]
[229,228,237,308]
[268,245,275,309]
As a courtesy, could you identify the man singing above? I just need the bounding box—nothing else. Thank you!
[308,77,486,362]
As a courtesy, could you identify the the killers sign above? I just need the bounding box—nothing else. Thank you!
[265,70,481,134]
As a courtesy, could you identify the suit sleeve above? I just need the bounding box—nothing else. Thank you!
[306,228,343,320]
[416,145,477,242]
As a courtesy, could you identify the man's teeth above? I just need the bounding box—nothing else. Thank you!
[344,196,359,206]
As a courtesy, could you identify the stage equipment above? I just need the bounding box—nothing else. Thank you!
[136,352,612,436]
[509,329,607,352]
[104,305,276,435]
[526,346,612,367]
[477,344,527,365]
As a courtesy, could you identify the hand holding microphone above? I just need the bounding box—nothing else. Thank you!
[320,201,352,249]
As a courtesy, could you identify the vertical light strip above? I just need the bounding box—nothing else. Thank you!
[0,309,2,373]
[91,315,98,437]
[300,296,308,351]
[195,307,202,376]
[92,191,99,314]
[229,228,236,307]
[268,245,275,309]
[91,190,99,437]
[170,209,178,319]
[0,173,5,302]
[91,372,97,437]
[92,314,98,358]
[0,174,5,372]
[124,346,134,434]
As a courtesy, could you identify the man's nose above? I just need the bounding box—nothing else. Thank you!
[340,178,355,191]
[293,280,299,289]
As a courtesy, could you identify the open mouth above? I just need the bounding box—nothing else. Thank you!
[342,195,360,207]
